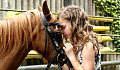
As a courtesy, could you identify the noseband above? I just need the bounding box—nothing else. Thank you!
[40,12,73,70]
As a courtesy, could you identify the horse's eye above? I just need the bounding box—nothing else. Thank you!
[53,26,56,29]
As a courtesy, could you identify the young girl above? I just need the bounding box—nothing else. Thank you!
[57,6,101,70]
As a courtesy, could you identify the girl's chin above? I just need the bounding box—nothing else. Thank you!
[63,35,70,40]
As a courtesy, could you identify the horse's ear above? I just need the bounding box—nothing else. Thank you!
[38,5,42,11]
[42,1,50,15]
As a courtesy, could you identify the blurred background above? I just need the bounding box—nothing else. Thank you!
[0,0,120,70]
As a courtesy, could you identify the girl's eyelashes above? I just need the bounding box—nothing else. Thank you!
[62,27,65,29]
[61,25,66,30]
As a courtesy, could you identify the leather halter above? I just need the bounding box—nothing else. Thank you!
[40,12,73,70]
[40,12,61,56]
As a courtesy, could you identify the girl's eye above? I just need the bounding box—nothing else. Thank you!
[61,26,65,30]
[62,27,65,29]
[61,25,66,30]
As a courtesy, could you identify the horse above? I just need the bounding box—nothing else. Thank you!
[0,1,63,70]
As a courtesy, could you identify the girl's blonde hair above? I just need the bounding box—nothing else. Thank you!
[57,5,99,53]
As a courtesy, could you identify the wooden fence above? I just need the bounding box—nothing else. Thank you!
[0,0,64,20]
[0,0,99,20]
[102,53,120,70]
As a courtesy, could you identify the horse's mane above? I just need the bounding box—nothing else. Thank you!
[0,9,43,58]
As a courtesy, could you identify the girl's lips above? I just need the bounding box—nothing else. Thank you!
[63,34,66,37]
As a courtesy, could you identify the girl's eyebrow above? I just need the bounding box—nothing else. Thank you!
[61,25,66,27]
[61,25,66,28]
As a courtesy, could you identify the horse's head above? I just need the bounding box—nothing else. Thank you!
[32,1,64,61]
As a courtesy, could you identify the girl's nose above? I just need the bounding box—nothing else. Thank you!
[60,30,64,34]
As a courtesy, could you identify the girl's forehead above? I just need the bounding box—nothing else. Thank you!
[58,18,70,24]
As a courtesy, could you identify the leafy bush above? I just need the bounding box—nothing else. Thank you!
[93,0,120,52]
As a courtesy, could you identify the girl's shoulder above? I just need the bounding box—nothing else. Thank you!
[77,47,101,70]
[78,43,100,57]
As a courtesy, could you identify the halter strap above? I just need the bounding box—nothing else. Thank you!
[40,12,48,56]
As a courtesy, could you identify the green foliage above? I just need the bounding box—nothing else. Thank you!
[93,0,120,52]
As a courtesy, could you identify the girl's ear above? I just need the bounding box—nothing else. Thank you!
[42,1,50,16]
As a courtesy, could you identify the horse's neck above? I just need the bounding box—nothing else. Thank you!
[0,10,45,70]
[0,44,29,70]
[0,11,35,70]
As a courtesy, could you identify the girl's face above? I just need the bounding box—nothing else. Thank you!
[58,18,72,39]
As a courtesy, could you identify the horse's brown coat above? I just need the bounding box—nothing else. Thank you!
[0,1,63,70]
